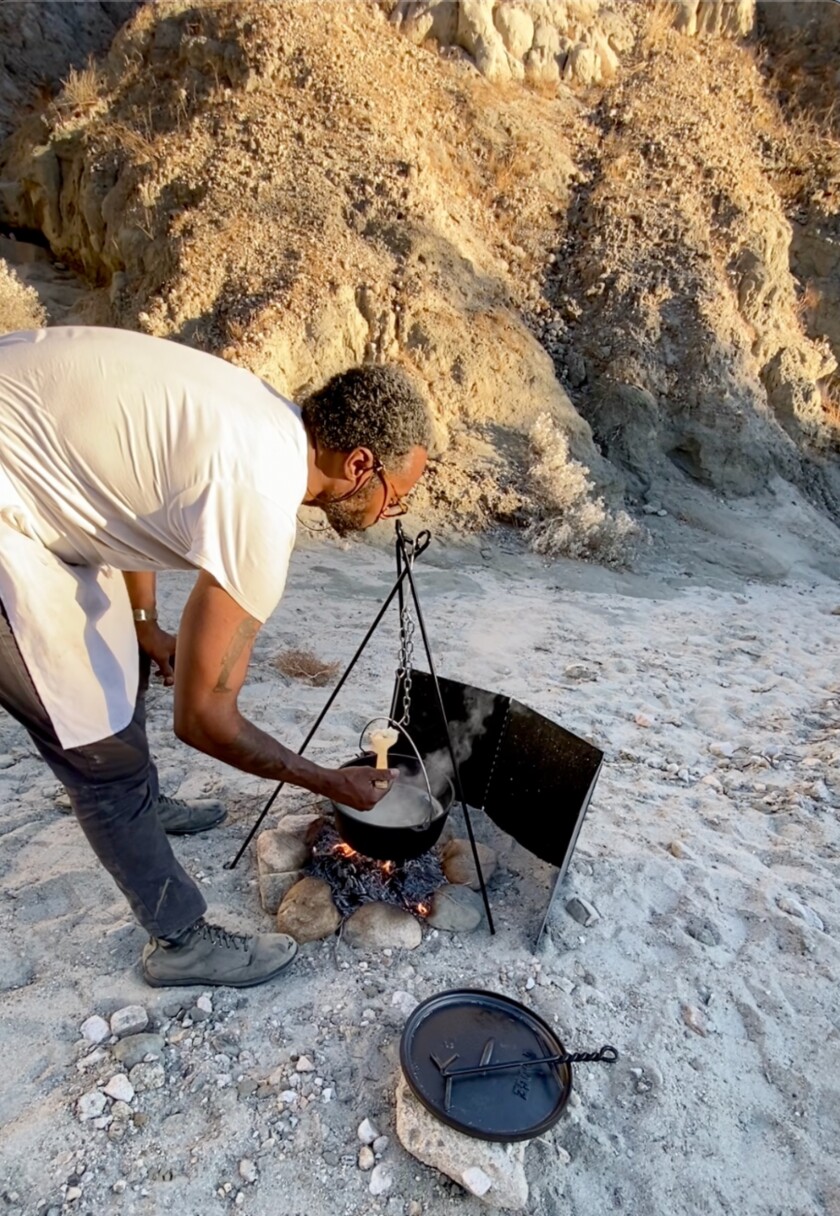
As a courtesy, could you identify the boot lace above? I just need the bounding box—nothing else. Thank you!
[193,918,250,952]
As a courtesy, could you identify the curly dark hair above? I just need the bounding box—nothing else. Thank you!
[300,364,432,467]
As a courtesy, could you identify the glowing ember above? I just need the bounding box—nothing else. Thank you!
[309,821,444,920]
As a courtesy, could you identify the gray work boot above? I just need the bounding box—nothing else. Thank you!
[142,919,298,988]
[155,795,227,835]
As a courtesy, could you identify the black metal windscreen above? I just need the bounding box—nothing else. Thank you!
[392,670,603,884]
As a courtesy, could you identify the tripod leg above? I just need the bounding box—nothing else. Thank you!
[397,532,496,934]
[227,561,415,869]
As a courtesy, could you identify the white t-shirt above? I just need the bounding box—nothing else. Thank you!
[0,326,309,747]
[0,326,308,622]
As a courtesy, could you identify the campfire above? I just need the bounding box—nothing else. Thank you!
[307,820,444,921]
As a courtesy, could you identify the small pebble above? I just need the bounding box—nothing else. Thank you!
[110,1005,148,1038]
[681,1003,708,1037]
[65,1187,82,1202]
[296,1055,315,1072]
[103,1074,135,1104]
[358,1117,379,1144]
[80,1015,110,1044]
[565,896,599,927]
[196,995,213,1014]
[76,1090,107,1121]
[372,1135,389,1155]
[368,1163,394,1196]
[239,1158,258,1184]
[390,990,418,1018]
[112,1180,127,1194]
[359,1146,375,1171]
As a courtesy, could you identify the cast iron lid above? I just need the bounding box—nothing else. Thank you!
[400,989,574,1142]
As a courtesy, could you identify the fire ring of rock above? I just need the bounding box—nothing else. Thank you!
[256,809,496,949]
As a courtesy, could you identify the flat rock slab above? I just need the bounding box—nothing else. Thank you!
[427,884,483,932]
[276,876,340,942]
[441,839,497,890]
[343,903,422,950]
[395,1075,528,1210]
[256,828,311,876]
[257,822,319,912]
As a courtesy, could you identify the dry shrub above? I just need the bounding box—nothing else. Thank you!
[274,647,340,687]
[0,259,47,334]
[525,413,643,566]
[819,380,840,438]
[53,61,103,122]
[642,0,678,52]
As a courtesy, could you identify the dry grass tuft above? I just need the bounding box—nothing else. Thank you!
[0,259,47,334]
[641,0,678,52]
[274,648,340,687]
[819,380,840,437]
[53,61,103,122]
[525,414,644,567]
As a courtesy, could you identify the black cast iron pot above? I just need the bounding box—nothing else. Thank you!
[332,752,454,863]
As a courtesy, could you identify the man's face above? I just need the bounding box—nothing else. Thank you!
[321,445,428,536]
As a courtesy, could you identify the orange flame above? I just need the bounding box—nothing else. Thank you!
[333,842,358,858]
[416,903,430,916]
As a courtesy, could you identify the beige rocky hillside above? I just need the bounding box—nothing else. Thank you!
[0,0,838,542]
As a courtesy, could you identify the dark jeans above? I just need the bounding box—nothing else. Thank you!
[0,602,206,938]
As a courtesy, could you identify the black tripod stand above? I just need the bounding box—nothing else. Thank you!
[227,522,495,934]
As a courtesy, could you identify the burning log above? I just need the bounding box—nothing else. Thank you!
[308,822,444,921]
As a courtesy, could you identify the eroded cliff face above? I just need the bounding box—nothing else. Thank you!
[0,1,140,141]
[0,0,838,541]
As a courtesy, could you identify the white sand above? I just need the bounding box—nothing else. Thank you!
[0,488,838,1215]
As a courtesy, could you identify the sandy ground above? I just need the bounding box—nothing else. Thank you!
[0,488,839,1216]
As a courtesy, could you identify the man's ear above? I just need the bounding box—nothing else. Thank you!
[344,446,376,481]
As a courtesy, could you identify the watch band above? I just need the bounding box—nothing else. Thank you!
[132,608,158,623]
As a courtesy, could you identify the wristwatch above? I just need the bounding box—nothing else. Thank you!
[132,608,158,623]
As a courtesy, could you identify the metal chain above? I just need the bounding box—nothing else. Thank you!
[396,542,417,727]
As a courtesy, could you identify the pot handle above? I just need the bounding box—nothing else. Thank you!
[359,716,436,829]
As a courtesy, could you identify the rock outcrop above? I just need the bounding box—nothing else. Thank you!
[0,1,139,141]
[386,0,754,88]
[0,0,615,533]
[0,0,837,539]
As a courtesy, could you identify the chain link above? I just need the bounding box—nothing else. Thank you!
[396,541,417,727]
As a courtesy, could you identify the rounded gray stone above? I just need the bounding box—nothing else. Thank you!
[344,904,422,951]
[427,884,482,932]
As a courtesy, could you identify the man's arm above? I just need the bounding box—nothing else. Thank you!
[173,570,394,811]
[123,571,177,685]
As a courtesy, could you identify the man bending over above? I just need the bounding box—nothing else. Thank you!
[0,326,430,988]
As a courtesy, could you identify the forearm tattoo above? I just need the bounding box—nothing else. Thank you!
[213,619,259,692]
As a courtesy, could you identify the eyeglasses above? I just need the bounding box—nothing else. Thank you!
[325,457,408,520]
[374,462,408,520]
